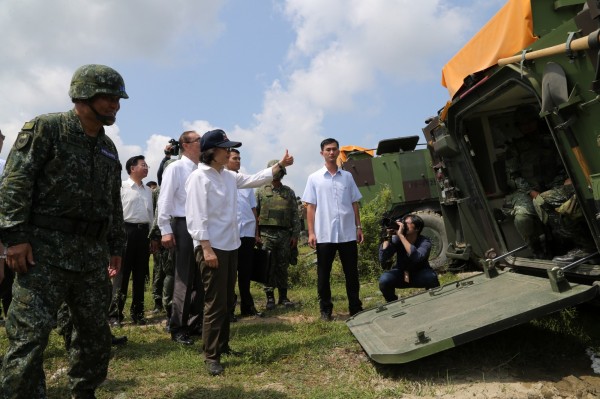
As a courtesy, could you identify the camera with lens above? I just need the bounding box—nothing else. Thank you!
[165,138,180,156]
[380,215,408,240]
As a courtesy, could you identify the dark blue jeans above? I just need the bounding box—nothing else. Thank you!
[378,267,440,302]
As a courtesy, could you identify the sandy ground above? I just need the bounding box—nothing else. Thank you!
[237,312,600,399]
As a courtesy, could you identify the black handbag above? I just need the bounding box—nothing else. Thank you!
[251,247,272,284]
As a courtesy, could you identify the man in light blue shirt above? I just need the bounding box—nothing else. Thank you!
[302,138,364,321]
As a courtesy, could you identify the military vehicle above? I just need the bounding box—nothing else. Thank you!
[340,137,448,269]
[348,0,600,364]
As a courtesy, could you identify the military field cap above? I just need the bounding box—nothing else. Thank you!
[201,129,241,151]
[267,159,286,175]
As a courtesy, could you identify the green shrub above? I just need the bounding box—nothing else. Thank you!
[357,186,392,279]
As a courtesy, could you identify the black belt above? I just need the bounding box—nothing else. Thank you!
[260,225,290,230]
[31,213,109,239]
[125,222,149,229]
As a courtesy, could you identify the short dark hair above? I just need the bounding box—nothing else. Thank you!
[405,214,424,234]
[146,181,157,188]
[125,155,145,175]
[179,131,198,150]
[200,148,218,165]
[320,138,339,150]
[229,148,240,155]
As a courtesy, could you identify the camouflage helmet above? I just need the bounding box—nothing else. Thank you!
[268,159,286,177]
[68,64,129,100]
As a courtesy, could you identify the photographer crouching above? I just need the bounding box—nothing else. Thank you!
[378,214,440,302]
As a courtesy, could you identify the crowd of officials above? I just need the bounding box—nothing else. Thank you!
[0,64,428,398]
[1,60,593,397]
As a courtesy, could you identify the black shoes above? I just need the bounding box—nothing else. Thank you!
[349,308,363,316]
[240,307,264,318]
[111,334,128,346]
[132,317,147,326]
[278,298,295,308]
[108,317,122,328]
[171,332,194,346]
[188,327,203,337]
[320,311,333,321]
[552,248,595,263]
[205,360,224,376]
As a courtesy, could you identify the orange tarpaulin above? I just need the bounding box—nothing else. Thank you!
[441,0,537,98]
[337,145,374,166]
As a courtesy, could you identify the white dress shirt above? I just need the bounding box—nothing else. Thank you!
[157,155,197,235]
[237,188,257,238]
[185,165,272,250]
[302,166,362,244]
[121,178,154,224]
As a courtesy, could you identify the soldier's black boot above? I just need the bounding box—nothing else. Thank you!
[265,288,276,310]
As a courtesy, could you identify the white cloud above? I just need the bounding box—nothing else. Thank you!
[0,0,225,156]
[240,0,475,192]
[0,0,496,196]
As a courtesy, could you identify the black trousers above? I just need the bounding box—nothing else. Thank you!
[110,223,149,320]
[169,218,203,334]
[316,241,362,315]
[237,237,256,312]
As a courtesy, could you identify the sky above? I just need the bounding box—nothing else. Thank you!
[0,0,506,194]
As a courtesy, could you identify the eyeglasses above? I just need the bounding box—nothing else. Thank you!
[137,164,150,169]
[184,138,200,144]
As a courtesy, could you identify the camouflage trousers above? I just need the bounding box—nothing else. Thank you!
[507,191,545,249]
[1,263,112,399]
[533,184,594,250]
[260,228,292,292]
[152,248,174,312]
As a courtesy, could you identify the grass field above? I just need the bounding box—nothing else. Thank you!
[1,248,600,398]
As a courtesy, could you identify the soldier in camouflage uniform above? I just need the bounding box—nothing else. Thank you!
[0,64,127,399]
[504,105,567,258]
[256,160,300,310]
[532,180,596,262]
[149,185,175,321]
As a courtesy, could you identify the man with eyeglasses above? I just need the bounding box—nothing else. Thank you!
[109,155,154,325]
[158,131,203,345]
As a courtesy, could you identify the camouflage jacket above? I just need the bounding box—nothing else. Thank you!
[505,133,567,194]
[256,183,300,238]
[0,110,125,271]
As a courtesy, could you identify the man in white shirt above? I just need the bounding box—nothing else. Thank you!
[302,138,364,321]
[157,130,203,345]
[226,149,262,317]
[109,155,154,325]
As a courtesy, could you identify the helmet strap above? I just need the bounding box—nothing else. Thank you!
[87,100,115,125]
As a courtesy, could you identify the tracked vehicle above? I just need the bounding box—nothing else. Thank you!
[348,0,600,364]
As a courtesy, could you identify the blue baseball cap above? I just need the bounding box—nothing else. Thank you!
[201,129,241,151]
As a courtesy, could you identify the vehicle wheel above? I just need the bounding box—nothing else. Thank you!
[414,210,448,271]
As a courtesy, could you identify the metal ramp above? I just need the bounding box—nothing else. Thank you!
[347,270,599,364]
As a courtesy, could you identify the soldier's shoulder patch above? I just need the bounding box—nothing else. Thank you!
[14,131,32,150]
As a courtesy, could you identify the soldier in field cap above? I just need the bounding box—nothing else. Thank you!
[0,64,128,399]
